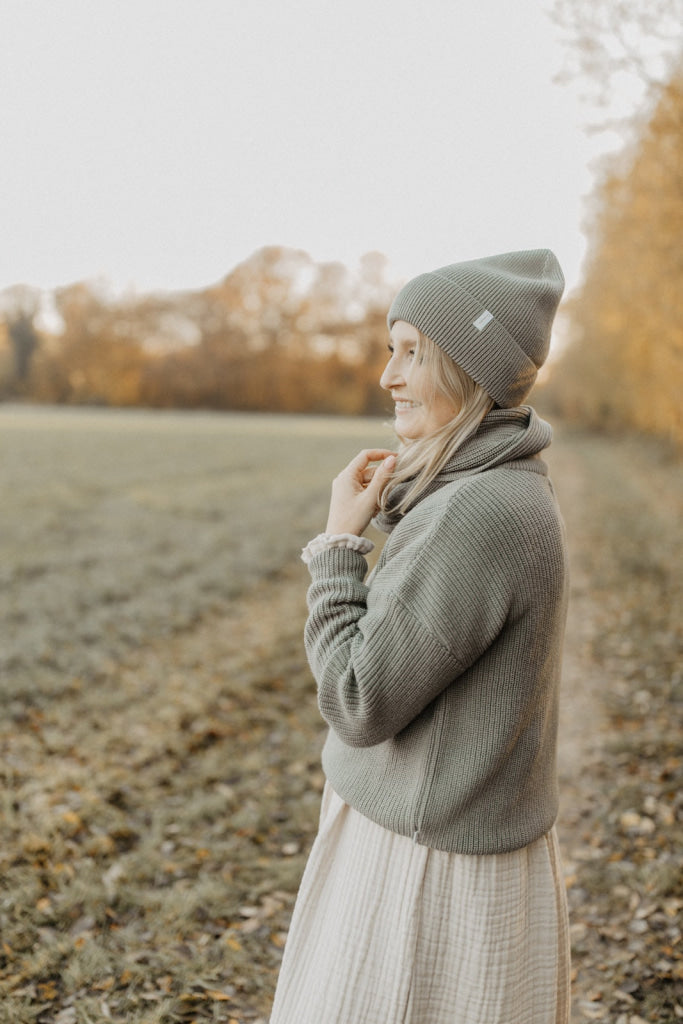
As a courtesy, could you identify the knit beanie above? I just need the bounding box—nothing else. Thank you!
[387,249,565,408]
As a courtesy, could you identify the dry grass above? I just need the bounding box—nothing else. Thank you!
[1,405,681,1023]
[1,406,392,700]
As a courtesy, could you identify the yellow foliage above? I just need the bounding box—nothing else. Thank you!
[549,69,683,448]
[6,245,398,415]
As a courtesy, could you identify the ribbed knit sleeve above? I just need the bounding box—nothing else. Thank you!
[304,477,530,748]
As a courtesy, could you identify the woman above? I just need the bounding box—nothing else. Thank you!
[270,249,571,1024]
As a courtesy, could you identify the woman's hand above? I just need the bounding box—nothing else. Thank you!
[325,449,397,537]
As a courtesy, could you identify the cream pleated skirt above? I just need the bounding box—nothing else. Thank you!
[270,784,570,1024]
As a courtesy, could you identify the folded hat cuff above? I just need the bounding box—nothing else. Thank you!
[387,272,538,408]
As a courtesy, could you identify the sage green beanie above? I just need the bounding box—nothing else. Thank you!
[387,248,565,408]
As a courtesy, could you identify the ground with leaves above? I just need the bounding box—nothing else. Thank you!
[1,407,681,1023]
[549,431,682,1023]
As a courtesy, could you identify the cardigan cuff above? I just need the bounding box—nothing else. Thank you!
[301,532,374,565]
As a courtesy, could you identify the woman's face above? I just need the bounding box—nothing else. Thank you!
[380,320,459,439]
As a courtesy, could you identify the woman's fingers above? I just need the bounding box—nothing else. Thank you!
[366,454,396,497]
[350,448,396,468]
[357,453,397,494]
[325,450,396,536]
[346,449,396,484]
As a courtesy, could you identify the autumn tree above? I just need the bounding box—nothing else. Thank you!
[47,283,147,406]
[191,246,397,415]
[548,0,683,446]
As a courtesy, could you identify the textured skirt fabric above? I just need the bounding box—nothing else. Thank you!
[270,784,570,1024]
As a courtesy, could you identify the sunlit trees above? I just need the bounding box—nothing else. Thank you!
[549,0,683,446]
[557,70,682,441]
[6,247,399,415]
[41,284,147,406]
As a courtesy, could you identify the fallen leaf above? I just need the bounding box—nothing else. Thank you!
[205,989,232,1001]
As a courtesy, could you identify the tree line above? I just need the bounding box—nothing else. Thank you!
[0,249,397,417]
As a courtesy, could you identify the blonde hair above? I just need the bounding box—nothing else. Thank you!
[379,331,494,515]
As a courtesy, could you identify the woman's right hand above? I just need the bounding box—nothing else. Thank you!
[325,449,397,537]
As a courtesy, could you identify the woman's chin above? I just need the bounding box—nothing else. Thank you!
[395,424,425,441]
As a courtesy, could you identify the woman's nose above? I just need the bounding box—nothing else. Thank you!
[380,356,402,391]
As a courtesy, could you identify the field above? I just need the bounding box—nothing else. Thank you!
[1,405,682,1023]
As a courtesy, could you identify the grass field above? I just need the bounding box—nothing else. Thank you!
[2,405,392,701]
[1,404,681,1023]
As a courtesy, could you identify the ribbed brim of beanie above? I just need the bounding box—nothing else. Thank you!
[387,249,565,408]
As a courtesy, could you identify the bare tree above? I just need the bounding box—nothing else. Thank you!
[0,285,41,392]
[552,0,683,135]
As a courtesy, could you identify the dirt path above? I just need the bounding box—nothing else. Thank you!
[548,431,683,1023]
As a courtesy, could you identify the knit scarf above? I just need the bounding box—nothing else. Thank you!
[373,406,553,533]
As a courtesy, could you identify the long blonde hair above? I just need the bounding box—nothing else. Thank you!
[379,331,494,515]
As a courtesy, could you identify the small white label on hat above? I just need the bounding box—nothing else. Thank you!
[473,310,494,331]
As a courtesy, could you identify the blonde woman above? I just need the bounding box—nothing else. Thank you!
[270,250,571,1024]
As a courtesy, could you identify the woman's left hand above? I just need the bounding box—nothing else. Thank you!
[325,449,397,537]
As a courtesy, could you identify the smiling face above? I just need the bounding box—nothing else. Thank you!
[380,320,460,440]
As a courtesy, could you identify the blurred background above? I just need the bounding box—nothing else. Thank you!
[0,0,680,441]
[1,2,682,1023]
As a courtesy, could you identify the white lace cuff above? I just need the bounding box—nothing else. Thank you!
[301,533,375,565]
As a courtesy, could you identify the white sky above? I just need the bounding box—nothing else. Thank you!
[0,0,630,300]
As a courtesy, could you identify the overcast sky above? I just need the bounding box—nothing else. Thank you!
[1,0,631,299]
